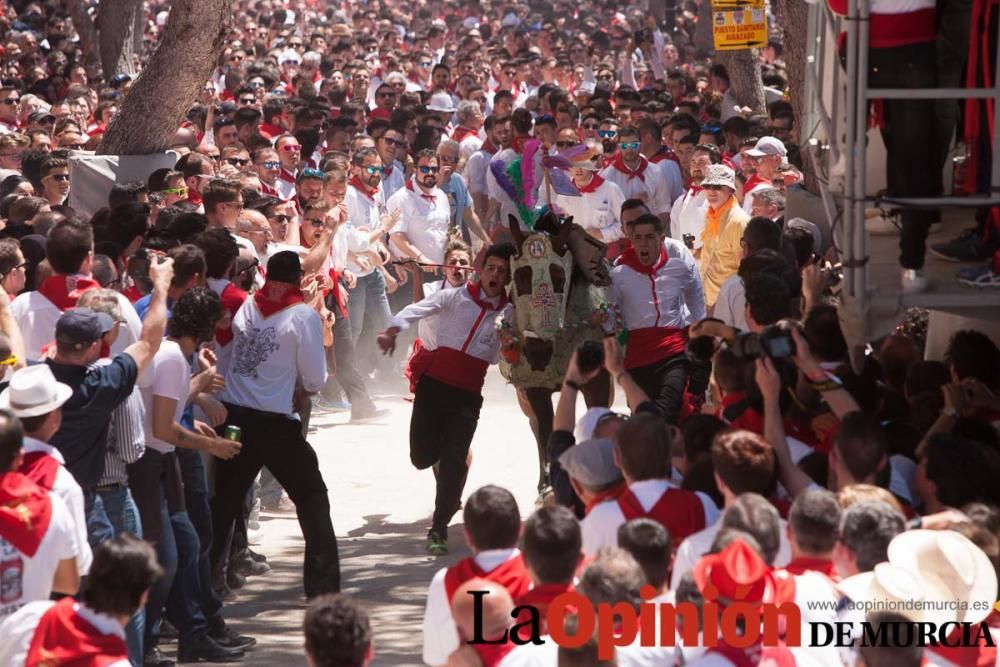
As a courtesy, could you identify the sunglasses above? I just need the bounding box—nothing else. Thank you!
[365,165,384,175]
[47,173,70,182]
[270,213,292,223]
[301,168,324,178]
[288,42,303,48]
[0,98,20,106]
[261,160,280,169]
[280,144,302,152]
[556,141,575,148]
[419,61,433,67]
[417,166,440,174]
[619,142,640,151]
[582,123,600,130]
[238,258,261,275]
[598,130,617,139]
[238,98,256,105]
[381,137,403,147]
[230,55,244,61]
[159,186,188,196]
[703,184,728,191]
[377,92,396,99]
[226,157,250,167]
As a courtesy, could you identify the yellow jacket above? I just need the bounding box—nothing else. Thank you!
[699,196,750,307]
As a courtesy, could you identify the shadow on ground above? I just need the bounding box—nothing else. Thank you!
[157,514,472,665]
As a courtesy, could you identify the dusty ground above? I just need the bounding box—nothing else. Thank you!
[161,367,586,666]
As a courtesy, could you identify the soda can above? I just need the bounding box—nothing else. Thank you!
[224,425,242,442]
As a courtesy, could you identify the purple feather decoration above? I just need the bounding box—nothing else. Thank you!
[521,139,541,208]
[542,154,573,170]
[490,160,519,204]
[559,143,591,162]
[547,167,581,197]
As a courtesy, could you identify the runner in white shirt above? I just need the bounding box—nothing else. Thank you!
[465,116,501,221]
[600,126,672,227]
[388,150,452,265]
[553,141,627,249]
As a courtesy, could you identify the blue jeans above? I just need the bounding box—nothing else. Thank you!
[346,270,391,345]
[147,500,208,647]
[95,485,145,666]
[174,448,223,627]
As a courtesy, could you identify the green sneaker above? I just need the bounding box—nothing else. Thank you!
[427,529,448,556]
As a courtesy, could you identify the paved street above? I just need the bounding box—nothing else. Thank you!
[167,367,610,665]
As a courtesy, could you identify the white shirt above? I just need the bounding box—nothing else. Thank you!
[0,491,77,620]
[0,600,130,667]
[581,479,719,557]
[276,172,296,200]
[423,548,520,666]
[600,159,672,217]
[342,185,381,277]
[465,146,495,195]
[138,340,190,454]
[458,134,484,162]
[657,158,685,205]
[712,273,749,332]
[669,517,793,591]
[609,238,706,332]
[221,293,327,414]
[670,188,709,249]
[416,280,461,347]
[21,438,91,576]
[387,179,452,264]
[391,285,511,363]
[381,160,406,200]
[553,176,627,243]
[11,286,142,362]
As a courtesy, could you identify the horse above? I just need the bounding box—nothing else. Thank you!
[498,211,614,497]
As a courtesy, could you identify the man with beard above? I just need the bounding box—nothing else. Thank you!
[671,143,721,250]
[436,141,489,249]
[465,116,506,223]
[377,243,515,555]
[252,147,282,199]
[388,150,451,269]
[294,168,324,214]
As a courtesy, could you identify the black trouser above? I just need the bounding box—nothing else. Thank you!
[210,403,340,598]
[410,376,483,533]
[867,42,939,270]
[175,448,223,628]
[628,355,690,425]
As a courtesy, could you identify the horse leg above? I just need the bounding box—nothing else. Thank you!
[517,386,554,493]
[581,367,614,409]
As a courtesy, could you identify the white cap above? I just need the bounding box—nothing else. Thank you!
[745,136,788,158]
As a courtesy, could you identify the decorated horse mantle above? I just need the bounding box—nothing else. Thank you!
[499,212,611,390]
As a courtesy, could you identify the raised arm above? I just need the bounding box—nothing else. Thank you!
[756,357,813,498]
[602,336,652,412]
[123,257,173,373]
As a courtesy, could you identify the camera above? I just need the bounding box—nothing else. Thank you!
[729,326,796,360]
[576,339,605,374]
[682,234,696,250]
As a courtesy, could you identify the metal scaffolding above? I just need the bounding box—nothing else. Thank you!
[805,0,1000,338]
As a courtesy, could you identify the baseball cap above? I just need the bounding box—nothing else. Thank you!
[27,110,54,124]
[558,438,623,488]
[55,308,115,349]
[745,136,788,158]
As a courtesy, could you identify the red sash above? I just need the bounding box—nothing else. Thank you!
[0,472,53,557]
[443,554,532,602]
[253,281,305,317]
[617,245,688,367]
[37,275,101,311]
[513,583,574,639]
[215,282,248,346]
[611,153,649,182]
[927,627,999,667]
[405,338,434,393]
[18,452,62,492]
[617,486,707,548]
[26,598,128,667]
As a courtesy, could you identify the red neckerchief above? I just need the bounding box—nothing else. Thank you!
[37,274,101,311]
[689,184,703,196]
[279,167,296,184]
[122,285,144,303]
[253,281,305,317]
[349,175,379,200]
[382,162,394,178]
[258,121,285,139]
[405,177,438,203]
[575,173,605,194]
[452,126,477,143]
[480,138,498,154]
[261,181,279,197]
[742,173,769,193]
[19,452,61,491]
[26,598,128,667]
[584,480,627,515]
[612,152,649,181]
[188,191,203,206]
[618,244,668,275]
[511,135,529,154]
[782,556,838,580]
[466,281,509,310]
[0,472,53,557]
[472,640,516,667]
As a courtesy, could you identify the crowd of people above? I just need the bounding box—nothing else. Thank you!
[0,0,996,665]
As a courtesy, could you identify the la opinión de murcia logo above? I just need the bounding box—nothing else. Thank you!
[462,585,997,661]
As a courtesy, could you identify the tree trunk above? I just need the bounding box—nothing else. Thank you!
[718,49,766,113]
[97,0,143,80]
[775,0,817,191]
[65,0,101,74]
[99,0,233,155]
